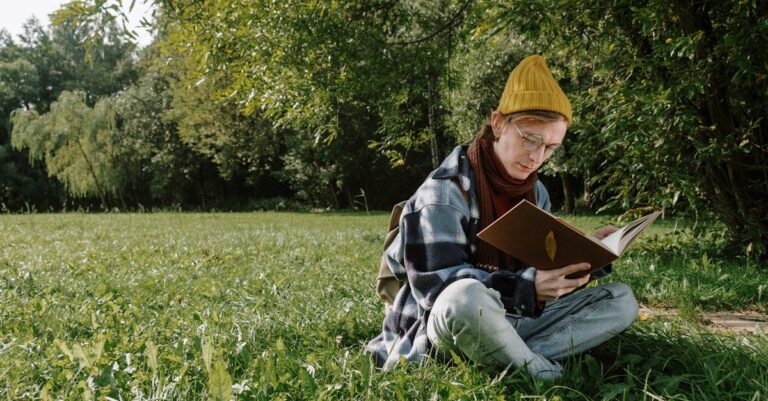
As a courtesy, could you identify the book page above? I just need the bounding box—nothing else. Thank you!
[600,228,623,255]
[600,211,661,256]
[618,211,661,252]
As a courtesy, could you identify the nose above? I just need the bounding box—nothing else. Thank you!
[528,146,546,163]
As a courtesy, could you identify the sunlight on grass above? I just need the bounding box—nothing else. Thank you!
[0,212,765,399]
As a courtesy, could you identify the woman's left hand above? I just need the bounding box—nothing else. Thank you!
[593,226,618,240]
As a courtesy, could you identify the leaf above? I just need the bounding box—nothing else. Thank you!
[72,344,91,369]
[40,381,54,401]
[600,383,630,399]
[55,339,74,362]
[545,230,557,261]
[701,253,710,270]
[90,338,105,365]
[208,358,233,401]
[145,340,158,373]
[78,379,93,401]
[201,337,213,373]
[70,338,105,370]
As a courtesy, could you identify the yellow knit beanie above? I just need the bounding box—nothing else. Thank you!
[497,55,572,126]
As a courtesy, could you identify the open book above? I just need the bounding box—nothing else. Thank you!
[477,200,661,278]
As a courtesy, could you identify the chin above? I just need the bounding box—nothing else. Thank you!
[514,164,537,180]
[509,171,531,180]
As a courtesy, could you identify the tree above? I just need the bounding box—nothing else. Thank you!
[0,16,140,210]
[477,0,768,258]
[45,0,482,208]
[11,91,119,208]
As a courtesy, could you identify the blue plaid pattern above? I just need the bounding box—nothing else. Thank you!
[366,145,553,370]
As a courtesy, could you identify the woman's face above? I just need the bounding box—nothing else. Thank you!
[490,112,567,180]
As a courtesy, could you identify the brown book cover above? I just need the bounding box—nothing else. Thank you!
[477,200,660,278]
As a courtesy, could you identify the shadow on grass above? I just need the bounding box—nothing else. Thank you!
[558,324,768,400]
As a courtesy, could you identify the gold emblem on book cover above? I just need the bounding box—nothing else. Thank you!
[545,230,557,261]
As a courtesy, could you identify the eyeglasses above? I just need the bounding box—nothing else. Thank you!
[510,121,562,158]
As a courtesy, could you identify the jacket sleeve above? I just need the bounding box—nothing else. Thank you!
[397,202,490,312]
[482,268,542,317]
[396,200,541,318]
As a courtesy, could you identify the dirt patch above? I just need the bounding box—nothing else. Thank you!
[639,306,768,334]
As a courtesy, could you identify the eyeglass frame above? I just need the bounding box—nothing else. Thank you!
[507,118,563,158]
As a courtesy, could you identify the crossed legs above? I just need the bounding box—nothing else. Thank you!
[426,278,638,379]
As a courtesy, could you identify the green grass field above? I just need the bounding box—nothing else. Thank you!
[1,212,766,400]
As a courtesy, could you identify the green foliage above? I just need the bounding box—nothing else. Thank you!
[161,44,286,188]
[156,0,456,205]
[0,212,766,399]
[475,0,768,256]
[11,91,119,205]
[7,0,768,259]
[0,58,39,112]
[0,15,139,211]
[111,70,221,206]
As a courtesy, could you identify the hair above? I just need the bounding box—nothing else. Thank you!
[475,110,567,141]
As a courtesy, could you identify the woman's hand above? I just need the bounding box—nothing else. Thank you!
[592,225,619,240]
[534,263,591,302]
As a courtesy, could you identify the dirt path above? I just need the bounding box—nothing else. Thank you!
[639,306,768,334]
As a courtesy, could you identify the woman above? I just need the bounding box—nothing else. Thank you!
[366,55,638,380]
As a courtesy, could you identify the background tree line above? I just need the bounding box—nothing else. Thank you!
[2,0,765,259]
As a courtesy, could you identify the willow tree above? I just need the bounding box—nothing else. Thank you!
[11,91,117,208]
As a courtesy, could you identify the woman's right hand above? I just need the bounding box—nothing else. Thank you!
[534,263,591,302]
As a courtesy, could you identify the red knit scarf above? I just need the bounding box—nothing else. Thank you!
[467,130,537,272]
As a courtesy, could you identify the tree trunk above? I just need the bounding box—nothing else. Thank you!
[328,181,340,210]
[428,70,440,170]
[75,138,108,210]
[561,173,575,215]
[582,169,592,209]
[118,191,128,212]
[345,185,354,210]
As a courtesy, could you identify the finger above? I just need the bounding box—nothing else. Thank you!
[561,280,584,291]
[594,226,619,239]
[563,263,591,274]
[562,274,590,288]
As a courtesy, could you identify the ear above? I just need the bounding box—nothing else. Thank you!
[490,111,505,139]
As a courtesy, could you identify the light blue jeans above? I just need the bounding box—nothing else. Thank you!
[426,278,639,380]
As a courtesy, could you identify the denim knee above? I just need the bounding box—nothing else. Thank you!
[602,282,639,331]
[431,279,505,329]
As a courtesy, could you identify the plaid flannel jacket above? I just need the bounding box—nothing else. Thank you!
[366,145,552,370]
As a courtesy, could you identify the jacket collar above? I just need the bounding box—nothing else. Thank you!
[432,145,473,194]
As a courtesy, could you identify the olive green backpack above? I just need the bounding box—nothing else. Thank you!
[375,201,408,307]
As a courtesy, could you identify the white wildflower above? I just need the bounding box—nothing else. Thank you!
[303,363,316,377]
[232,380,251,395]
[236,341,246,354]
[124,353,136,374]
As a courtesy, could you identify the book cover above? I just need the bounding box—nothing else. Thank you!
[477,200,660,278]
